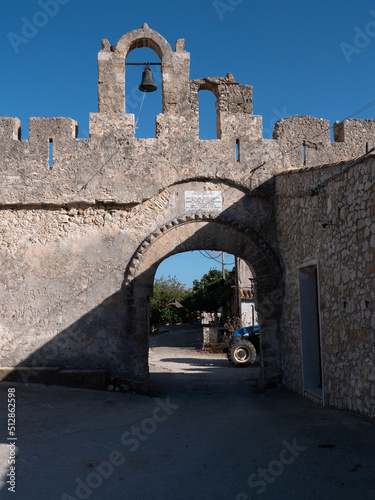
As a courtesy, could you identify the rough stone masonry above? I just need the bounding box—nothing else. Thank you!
[0,24,374,417]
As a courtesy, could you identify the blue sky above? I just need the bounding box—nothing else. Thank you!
[1,0,375,286]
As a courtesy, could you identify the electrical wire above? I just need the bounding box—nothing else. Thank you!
[198,250,235,266]
[201,250,222,259]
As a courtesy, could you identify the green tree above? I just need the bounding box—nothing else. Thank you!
[183,269,233,321]
[150,275,188,327]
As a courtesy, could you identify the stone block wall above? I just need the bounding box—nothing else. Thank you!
[276,157,375,418]
[273,116,375,169]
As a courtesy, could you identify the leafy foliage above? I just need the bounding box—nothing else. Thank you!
[183,269,233,319]
[150,269,234,328]
[150,275,188,327]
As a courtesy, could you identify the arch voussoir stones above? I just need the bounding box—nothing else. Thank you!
[124,213,283,391]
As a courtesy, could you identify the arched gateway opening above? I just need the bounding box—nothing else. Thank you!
[124,214,284,393]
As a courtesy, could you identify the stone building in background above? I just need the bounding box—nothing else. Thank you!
[0,25,374,418]
[233,257,258,328]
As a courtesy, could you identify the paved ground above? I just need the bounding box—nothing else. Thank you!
[148,324,260,395]
[0,324,374,499]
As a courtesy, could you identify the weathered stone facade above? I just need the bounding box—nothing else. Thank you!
[0,25,373,416]
[276,157,375,417]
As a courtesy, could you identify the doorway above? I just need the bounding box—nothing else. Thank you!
[298,264,323,398]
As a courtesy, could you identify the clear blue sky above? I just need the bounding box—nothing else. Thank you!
[2,0,375,286]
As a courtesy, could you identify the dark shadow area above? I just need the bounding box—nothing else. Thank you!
[149,336,204,351]
[158,358,231,367]
[1,381,375,499]
[148,371,260,399]
[1,290,132,390]
[149,323,204,349]
[156,357,260,368]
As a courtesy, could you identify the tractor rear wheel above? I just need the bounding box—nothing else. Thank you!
[227,340,256,367]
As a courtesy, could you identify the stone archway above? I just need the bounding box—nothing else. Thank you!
[124,213,284,392]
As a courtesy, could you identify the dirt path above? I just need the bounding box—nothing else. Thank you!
[148,323,260,395]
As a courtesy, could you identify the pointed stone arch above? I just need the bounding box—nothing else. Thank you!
[123,213,283,392]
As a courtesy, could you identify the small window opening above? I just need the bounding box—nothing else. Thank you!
[236,139,240,162]
[366,142,369,153]
[303,140,306,165]
[49,139,53,169]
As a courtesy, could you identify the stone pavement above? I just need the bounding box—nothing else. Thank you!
[0,325,374,499]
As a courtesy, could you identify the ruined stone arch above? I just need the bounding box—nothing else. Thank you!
[189,76,238,139]
[196,86,220,139]
[124,213,284,392]
[194,81,220,99]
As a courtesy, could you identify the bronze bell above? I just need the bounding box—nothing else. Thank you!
[139,65,157,92]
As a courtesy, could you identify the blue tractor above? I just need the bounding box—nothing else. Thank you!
[227,325,259,367]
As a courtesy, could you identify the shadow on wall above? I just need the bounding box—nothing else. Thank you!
[1,190,284,394]
[1,290,131,390]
